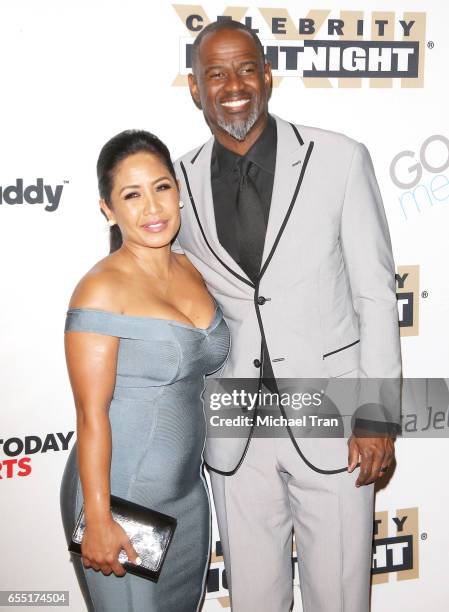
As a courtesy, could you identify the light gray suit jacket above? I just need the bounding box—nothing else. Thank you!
[173,114,402,474]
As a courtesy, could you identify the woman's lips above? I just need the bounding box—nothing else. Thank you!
[141,220,169,233]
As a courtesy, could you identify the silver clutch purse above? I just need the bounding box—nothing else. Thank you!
[68,494,177,581]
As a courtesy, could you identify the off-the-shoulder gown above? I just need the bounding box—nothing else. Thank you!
[60,300,230,612]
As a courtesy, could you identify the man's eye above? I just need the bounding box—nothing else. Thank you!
[124,192,139,200]
[241,66,255,74]
[156,183,172,191]
[210,72,224,79]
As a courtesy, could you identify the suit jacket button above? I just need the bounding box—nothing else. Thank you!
[257,296,267,305]
[253,359,262,368]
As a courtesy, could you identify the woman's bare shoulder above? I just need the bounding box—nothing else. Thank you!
[68,254,127,312]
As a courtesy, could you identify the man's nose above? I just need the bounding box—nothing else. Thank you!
[224,70,244,93]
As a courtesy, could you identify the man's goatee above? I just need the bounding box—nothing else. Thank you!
[217,107,259,141]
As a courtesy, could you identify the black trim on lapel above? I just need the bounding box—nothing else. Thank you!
[179,161,255,289]
[180,123,313,289]
[289,122,304,146]
[190,144,205,164]
[259,138,314,279]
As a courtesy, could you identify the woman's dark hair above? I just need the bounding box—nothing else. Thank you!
[97,129,177,253]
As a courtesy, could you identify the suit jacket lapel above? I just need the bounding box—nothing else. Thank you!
[260,115,314,277]
[181,136,255,287]
[180,114,314,286]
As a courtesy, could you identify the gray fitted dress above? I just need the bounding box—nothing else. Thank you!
[60,300,230,612]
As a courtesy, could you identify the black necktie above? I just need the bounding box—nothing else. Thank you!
[235,158,267,283]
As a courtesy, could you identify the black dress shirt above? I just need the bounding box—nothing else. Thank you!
[211,114,277,271]
[211,114,277,389]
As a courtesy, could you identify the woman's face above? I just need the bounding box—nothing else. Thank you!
[102,151,180,249]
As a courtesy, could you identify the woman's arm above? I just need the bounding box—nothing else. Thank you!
[64,273,138,576]
[64,326,117,526]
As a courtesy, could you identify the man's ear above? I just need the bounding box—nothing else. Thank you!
[264,60,273,102]
[188,73,202,110]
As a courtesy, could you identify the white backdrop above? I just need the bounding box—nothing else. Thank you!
[1,1,448,610]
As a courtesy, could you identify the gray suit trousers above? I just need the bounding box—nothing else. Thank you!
[209,434,374,612]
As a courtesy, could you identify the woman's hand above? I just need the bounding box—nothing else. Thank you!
[81,516,140,577]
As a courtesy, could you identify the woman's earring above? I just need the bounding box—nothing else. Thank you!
[179,201,184,209]
[107,218,117,227]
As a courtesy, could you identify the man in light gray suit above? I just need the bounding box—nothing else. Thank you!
[173,20,401,612]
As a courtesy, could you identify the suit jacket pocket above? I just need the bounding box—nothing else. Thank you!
[323,339,360,377]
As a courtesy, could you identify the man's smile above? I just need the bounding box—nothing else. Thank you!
[220,97,251,110]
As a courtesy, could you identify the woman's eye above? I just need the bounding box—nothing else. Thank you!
[156,183,172,191]
[124,192,139,200]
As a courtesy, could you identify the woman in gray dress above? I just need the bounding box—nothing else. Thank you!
[60,130,230,612]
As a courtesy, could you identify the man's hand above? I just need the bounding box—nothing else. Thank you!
[347,431,395,486]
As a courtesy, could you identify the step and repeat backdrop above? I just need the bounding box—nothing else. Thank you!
[1,1,448,610]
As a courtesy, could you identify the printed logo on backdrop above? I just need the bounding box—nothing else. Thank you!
[206,540,230,607]
[390,135,449,220]
[0,432,74,479]
[396,265,420,337]
[172,6,427,87]
[372,507,420,584]
[0,178,68,211]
